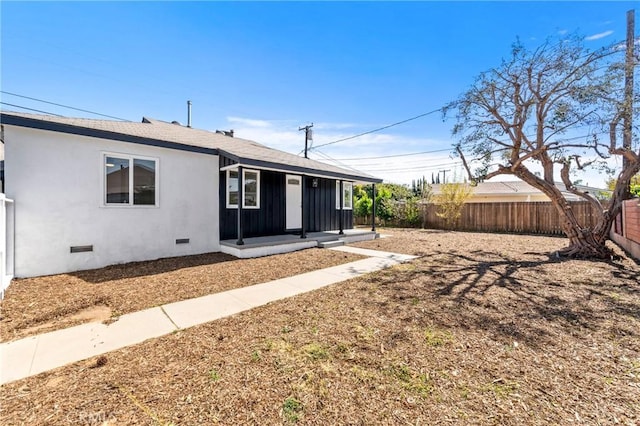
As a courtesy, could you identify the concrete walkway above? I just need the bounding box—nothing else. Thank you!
[0,247,417,385]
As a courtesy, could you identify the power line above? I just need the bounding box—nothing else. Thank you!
[310,149,365,173]
[332,147,453,161]
[312,149,463,174]
[308,38,626,153]
[330,128,610,164]
[0,91,130,121]
[310,107,443,150]
[353,131,613,173]
[0,102,63,116]
[370,162,464,174]
[350,159,463,173]
[336,155,458,168]
[310,145,461,174]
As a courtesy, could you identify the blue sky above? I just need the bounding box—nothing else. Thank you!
[0,1,635,187]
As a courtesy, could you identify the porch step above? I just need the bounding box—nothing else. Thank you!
[317,240,345,249]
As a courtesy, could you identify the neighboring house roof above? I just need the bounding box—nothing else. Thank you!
[0,111,382,183]
[431,180,610,201]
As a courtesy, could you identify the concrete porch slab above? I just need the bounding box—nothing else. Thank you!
[220,229,378,259]
[317,240,345,249]
[221,240,317,258]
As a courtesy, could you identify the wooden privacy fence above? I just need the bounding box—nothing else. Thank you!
[356,201,600,235]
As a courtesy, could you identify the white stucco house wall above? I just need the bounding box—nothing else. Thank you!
[3,121,220,278]
[0,111,380,282]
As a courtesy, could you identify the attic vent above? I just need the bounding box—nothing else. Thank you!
[176,238,190,244]
[171,121,182,126]
[215,129,234,138]
[70,245,93,253]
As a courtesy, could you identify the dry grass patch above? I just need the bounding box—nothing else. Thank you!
[1,229,639,424]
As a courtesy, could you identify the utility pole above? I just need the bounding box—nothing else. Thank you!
[439,169,451,184]
[623,9,635,199]
[299,123,313,159]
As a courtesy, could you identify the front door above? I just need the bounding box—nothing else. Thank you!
[286,174,302,230]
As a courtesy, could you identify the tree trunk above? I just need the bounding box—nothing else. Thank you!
[549,192,613,259]
[557,227,613,259]
[514,168,614,259]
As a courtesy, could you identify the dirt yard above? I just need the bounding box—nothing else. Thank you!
[0,249,364,342]
[1,229,639,425]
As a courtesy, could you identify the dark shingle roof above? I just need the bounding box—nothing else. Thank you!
[0,111,381,183]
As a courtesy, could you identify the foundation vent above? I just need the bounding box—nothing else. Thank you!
[70,245,93,253]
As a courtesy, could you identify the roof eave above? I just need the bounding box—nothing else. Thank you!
[218,149,382,183]
[0,113,218,155]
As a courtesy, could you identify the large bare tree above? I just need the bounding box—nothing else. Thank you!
[446,35,639,258]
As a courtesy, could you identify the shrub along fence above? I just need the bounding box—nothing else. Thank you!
[356,201,600,235]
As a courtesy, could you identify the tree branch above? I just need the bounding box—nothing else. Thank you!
[487,137,513,149]
[542,111,597,143]
[484,166,512,180]
[609,110,639,162]
[456,146,476,183]
[559,160,604,220]
[510,145,549,170]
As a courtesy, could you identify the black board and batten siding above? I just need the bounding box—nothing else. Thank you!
[219,170,285,240]
[303,176,353,232]
[219,171,353,240]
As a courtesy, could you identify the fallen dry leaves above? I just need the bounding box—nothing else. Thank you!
[1,229,639,425]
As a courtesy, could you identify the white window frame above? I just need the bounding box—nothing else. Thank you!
[226,168,261,209]
[102,152,159,208]
[336,181,353,210]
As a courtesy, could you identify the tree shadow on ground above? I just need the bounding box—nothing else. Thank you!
[365,249,640,350]
[70,252,238,283]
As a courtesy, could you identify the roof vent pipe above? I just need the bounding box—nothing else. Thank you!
[187,100,192,128]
